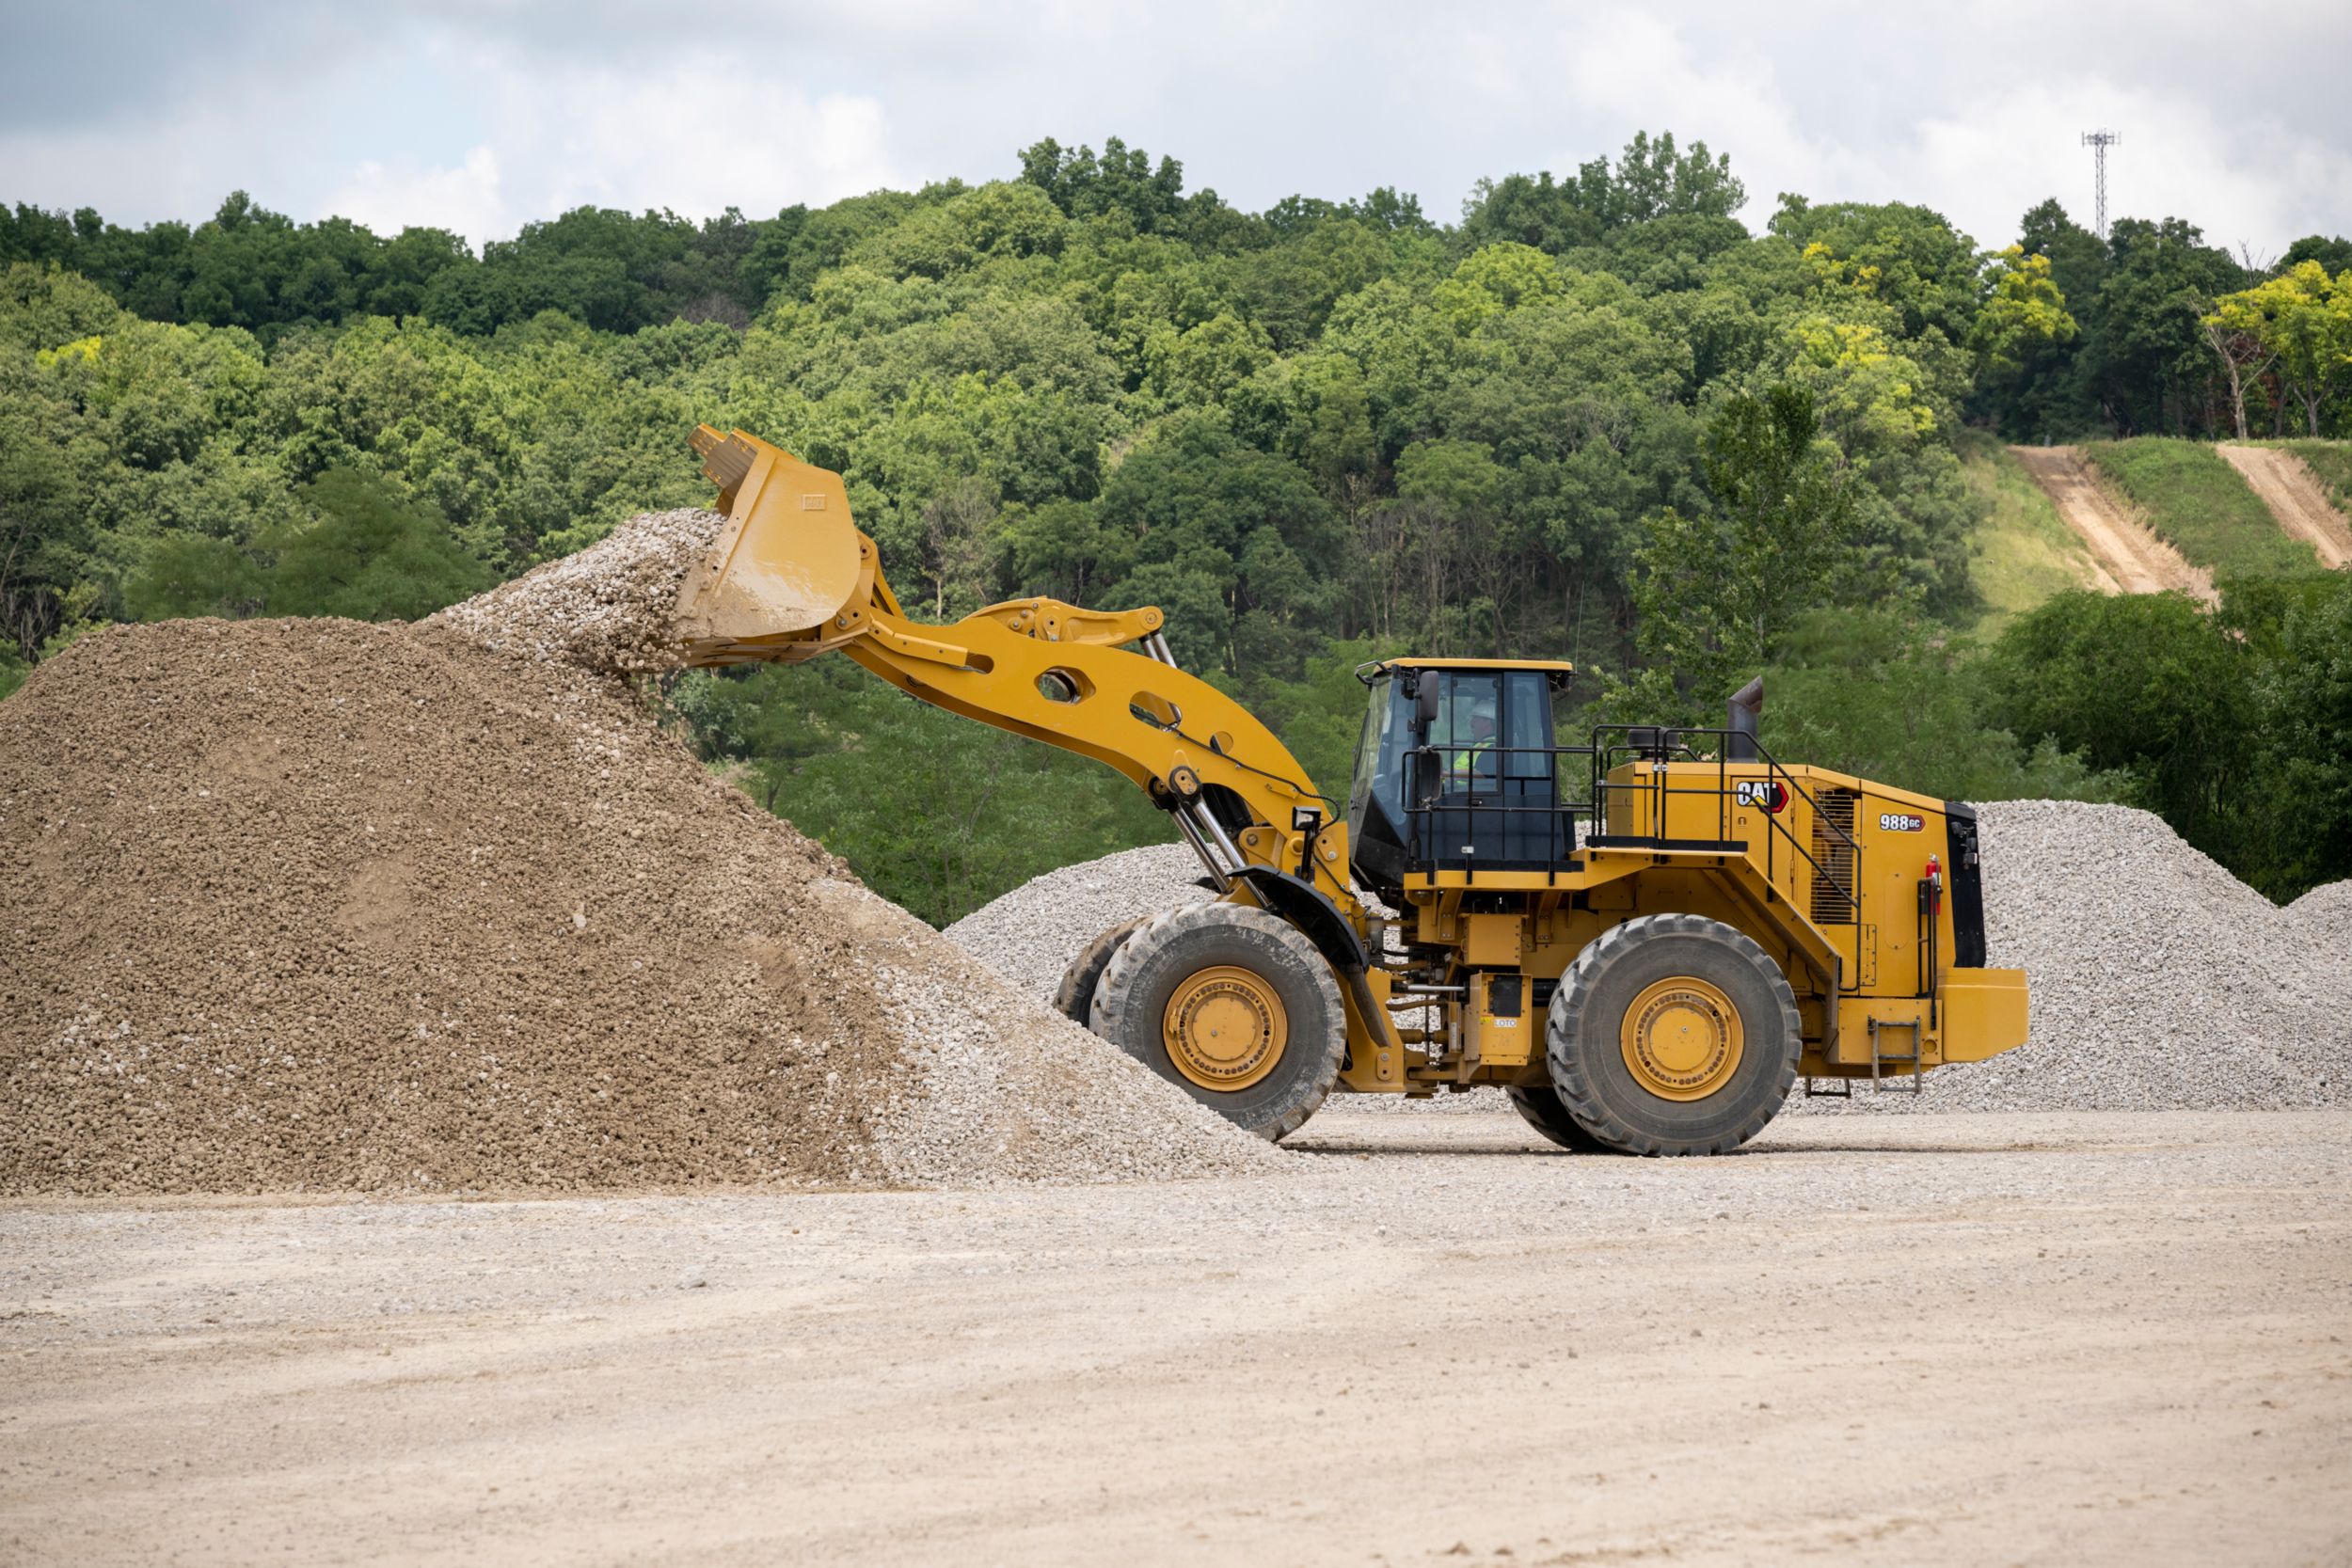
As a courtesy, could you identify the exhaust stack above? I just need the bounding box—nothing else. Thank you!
[1726,676,1763,762]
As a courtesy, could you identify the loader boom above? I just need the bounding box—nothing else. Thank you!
[677,425,1362,918]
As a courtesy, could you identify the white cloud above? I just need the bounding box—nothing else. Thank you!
[515,59,899,227]
[312,50,900,244]
[5,1,2349,254]
[325,146,506,242]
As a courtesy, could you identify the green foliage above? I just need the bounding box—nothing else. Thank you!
[1977,578,2352,898]
[1976,588,2270,891]
[1763,610,2122,802]
[2253,576,2352,893]
[11,136,2352,916]
[1459,131,1745,255]
[2281,440,2352,514]
[2081,438,2318,578]
[1971,245,2076,381]
[124,467,490,622]
[1629,384,1862,711]
[671,659,1170,926]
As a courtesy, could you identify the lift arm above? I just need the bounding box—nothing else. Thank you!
[674,426,1362,919]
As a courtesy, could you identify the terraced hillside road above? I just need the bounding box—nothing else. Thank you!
[2218,444,2352,568]
[2009,446,2217,602]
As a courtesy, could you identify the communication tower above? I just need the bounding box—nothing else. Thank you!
[2080,130,2120,239]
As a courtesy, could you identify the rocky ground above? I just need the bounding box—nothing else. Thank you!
[3,1109,2346,1566]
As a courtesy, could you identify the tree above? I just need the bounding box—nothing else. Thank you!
[2256,576,2352,893]
[2199,290,2280,440]
[1971,245,2077,378]
[2077,217,2246,436]
[1459,131,1745,257]
[1017,136,1190,232]
[2213,261,2351,436]
[126,468,491,623]
[1978,589,2251,863]
[920,474,1002,617]
[1629,385,1856,703]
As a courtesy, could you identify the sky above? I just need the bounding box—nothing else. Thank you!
[4,0,2348,257]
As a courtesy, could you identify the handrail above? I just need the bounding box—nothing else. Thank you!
[1392,729,1867,965]
[1585,724,1862,924]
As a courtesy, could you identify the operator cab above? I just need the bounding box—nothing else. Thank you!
[1346,658,1577,901]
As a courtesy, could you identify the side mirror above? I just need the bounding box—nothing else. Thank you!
[1415,680,1439,732]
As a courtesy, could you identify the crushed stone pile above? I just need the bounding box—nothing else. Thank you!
[944,844,1215,1002]
[422,507,725,673]
[2288,879,2352,940]
[953,803,2352,1115]
[1795,800,2345,1113]
[1,530,1277,1196]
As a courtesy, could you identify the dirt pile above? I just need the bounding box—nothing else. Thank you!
[1,609,1274,1196]
[952,803,2352,1114]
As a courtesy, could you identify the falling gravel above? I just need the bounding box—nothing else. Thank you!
[951,802,2352,1115]
[1,516,1275,1196]
[422,507,726,673]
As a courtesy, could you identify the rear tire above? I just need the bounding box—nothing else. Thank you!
[1547,913,1800,1156]
[1505,1085,1608,1152]
[1089,902,1344,1141]
[1054,917,1149,1029]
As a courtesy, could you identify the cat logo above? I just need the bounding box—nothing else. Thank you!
[1735,779,1790,814]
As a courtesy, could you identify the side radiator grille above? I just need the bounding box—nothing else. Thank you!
[1810,788,1859,925]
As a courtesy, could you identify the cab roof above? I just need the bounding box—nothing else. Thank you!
[1371,657,1577,673]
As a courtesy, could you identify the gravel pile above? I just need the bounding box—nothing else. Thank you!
[1797,800,2345,1113]
[1,522,1274,1196]
[952,802,2352,1116]
[422,507,725,673]
[2288,879,2352,939]
[943,843,1213,1000]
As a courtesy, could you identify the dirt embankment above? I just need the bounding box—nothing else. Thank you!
[2008,446,2216,602]
[2217,444,2352,568]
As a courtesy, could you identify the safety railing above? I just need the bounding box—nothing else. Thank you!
[1402,742,1593,873]
[1398,727,1865,943]
[1585,724,1862,927]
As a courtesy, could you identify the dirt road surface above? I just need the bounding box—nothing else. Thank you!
[5,1110,2349,1566]
[2218,445,2352,568]
[2009,446,2217,601]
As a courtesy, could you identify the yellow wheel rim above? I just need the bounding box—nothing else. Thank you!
[1619,975,1743,1101]
[1163,965,1287,1091]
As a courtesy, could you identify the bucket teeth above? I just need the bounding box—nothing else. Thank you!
[692,425,756,497]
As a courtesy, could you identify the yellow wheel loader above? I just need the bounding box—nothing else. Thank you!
[675,427,2030,1153]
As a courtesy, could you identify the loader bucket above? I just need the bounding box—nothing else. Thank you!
[673,425,866,656]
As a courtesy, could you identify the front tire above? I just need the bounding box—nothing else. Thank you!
[1054,917,1149,1029]
[1547,913,1800,1156]
[1089,902,1344,1141]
